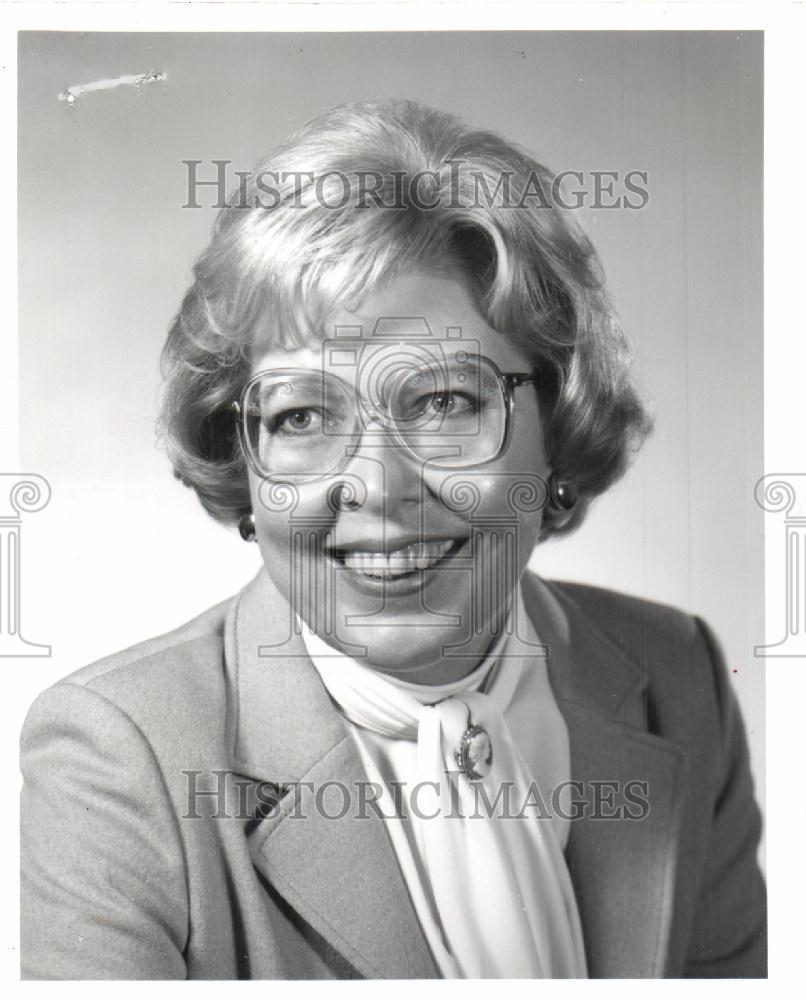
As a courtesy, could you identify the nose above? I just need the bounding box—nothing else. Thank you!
[335,420,421,514]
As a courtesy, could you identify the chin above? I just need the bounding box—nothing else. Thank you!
[324,612,502,684]
[320,611,459,668]
[336,626,447,677]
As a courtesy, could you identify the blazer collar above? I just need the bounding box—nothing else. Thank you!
[223,566,346,784]
[520,572,648,723]
[224,568,687,979]
[224,569,651,779]
[521,574,688,977]
[223,568,438,978]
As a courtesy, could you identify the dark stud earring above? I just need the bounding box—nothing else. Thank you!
[238,512,257,542]
[548,473,578,512]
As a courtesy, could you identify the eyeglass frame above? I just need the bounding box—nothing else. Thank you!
[231,352,540,483]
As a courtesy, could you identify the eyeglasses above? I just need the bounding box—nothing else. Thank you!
[232,352,538,482]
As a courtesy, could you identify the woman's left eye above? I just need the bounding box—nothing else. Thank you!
[427,392,474,415]
[288,410,314,428]
[429,394,452,412]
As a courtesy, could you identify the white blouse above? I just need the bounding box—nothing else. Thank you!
[302,583,586,978]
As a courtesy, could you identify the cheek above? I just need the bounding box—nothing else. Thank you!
[248,477,336,586]
[249,475,334,524]
[422,403,547,515]
[419,464,545,564]
[504,402,549,530]
[511,393,548,467]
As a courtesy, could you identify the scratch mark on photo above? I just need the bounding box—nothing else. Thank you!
[58,70,166,106]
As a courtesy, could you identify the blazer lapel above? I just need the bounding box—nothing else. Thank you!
[223,570,438,980]
[522,574,688,978]
[223,568,687,979]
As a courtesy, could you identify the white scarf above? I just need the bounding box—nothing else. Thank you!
[303,605,587,979]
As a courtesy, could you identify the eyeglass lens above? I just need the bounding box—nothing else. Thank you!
[242,357,507,478]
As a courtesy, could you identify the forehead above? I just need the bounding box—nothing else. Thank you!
[250,272,530,375]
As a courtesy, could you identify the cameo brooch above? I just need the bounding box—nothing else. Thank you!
[455,723,493,781]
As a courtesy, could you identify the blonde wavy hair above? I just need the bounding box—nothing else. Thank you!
[160,99,651,538]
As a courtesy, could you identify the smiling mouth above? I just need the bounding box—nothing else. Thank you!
[325,538,465,579]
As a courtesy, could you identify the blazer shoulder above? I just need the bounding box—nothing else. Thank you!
[65,594,232,684]
[30,591,240,740]
[534,575,734,733]
[539,576,703,648]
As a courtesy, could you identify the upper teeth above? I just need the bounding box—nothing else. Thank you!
[339,539,455,577]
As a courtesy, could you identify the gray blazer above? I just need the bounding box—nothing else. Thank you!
[20,569,766,978]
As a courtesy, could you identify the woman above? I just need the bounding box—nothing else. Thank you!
[20,99,766,979]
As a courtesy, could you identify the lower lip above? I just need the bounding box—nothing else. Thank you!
[326,539,469,598]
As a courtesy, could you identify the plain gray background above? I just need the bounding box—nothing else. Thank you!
[17,31,764,832]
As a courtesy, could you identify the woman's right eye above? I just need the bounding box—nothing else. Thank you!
[268,408,323,434]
